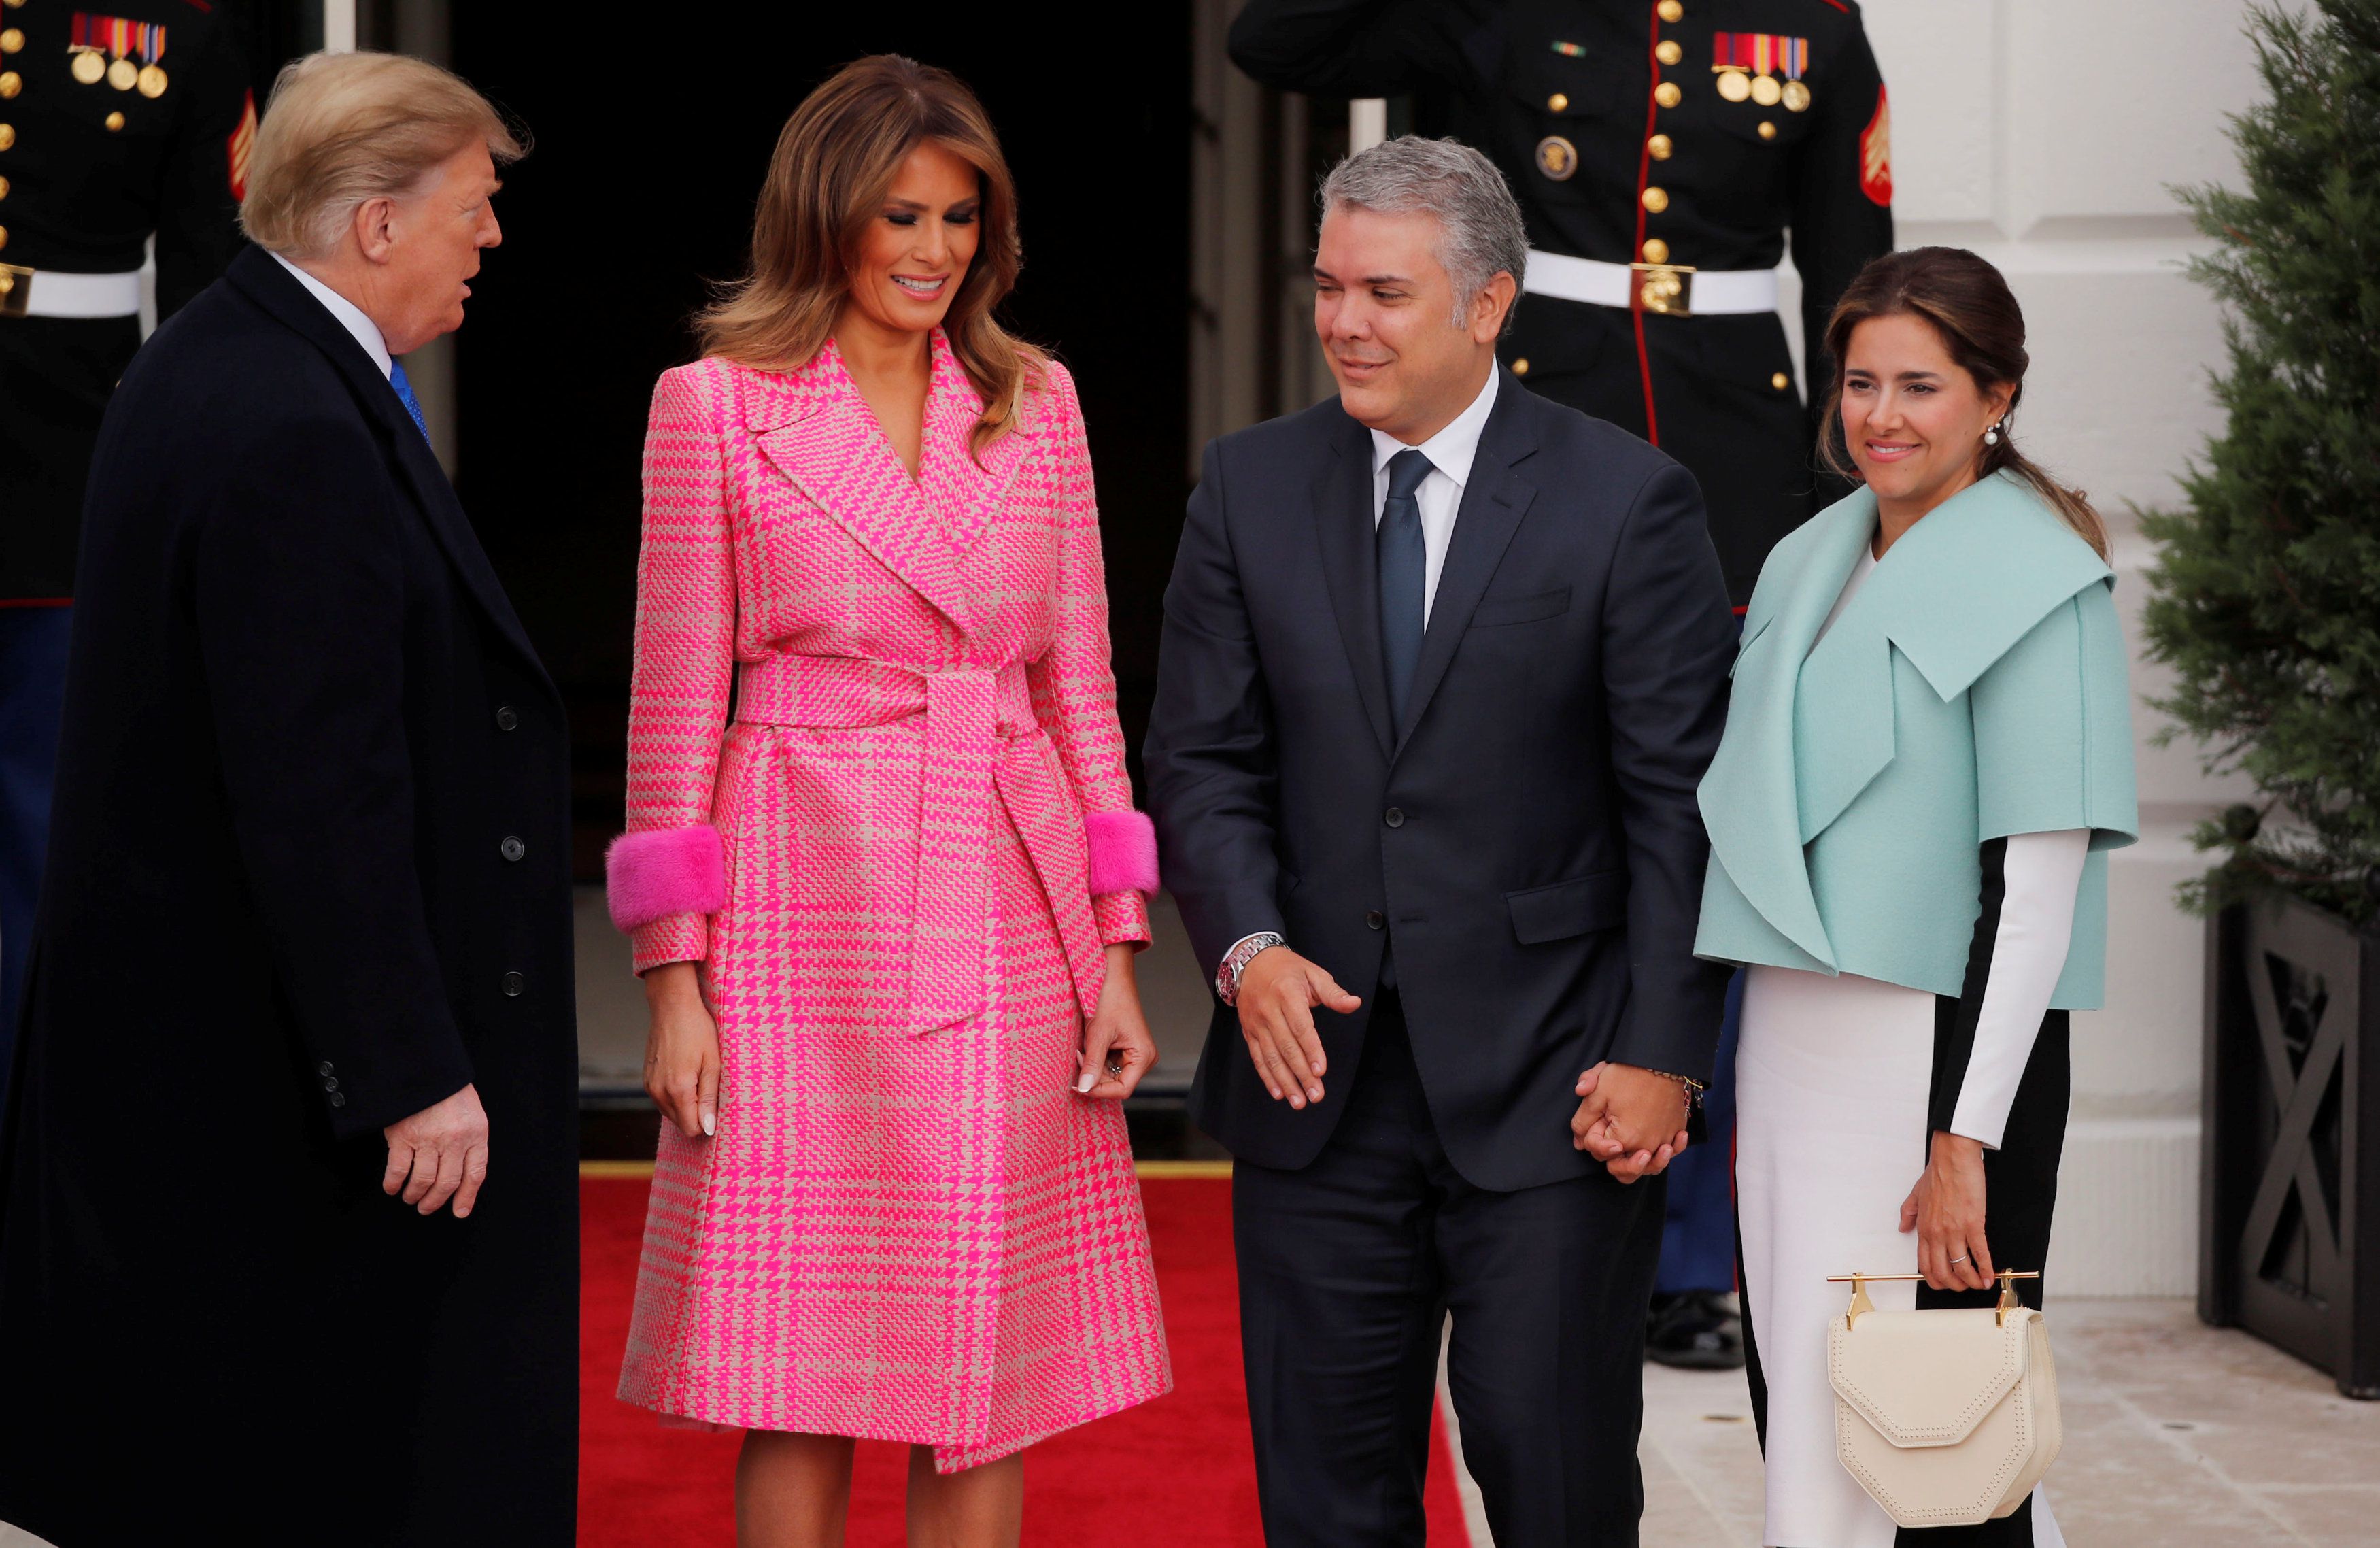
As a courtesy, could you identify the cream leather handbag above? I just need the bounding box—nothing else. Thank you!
[1825,1271,2062,1529]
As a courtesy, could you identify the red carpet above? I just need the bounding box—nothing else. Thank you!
[581,1171,1473,1546]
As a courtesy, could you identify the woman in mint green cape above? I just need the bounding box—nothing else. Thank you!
[1694,249,2137,1548]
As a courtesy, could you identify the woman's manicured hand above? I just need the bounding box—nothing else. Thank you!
[1901,1130,1994,1291]
[1077,943,1158,1100]
[644,960,723,1139]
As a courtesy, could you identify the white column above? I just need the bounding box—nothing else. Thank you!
[322,0,357,53]
[1349,98,1389,152]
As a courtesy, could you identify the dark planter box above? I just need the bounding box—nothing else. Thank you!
[2199,894,2380,1398]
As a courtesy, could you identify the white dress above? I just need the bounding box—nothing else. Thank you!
[1733,541,2084,1548]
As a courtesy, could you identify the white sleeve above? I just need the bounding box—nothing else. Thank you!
[1947,828,2091,1149]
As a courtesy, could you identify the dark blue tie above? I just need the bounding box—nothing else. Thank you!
[1377,448,1433,726]
[389,360,431,443]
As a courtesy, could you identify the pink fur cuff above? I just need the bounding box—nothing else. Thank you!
[606,825,728,933]
[1085,810,1159,898]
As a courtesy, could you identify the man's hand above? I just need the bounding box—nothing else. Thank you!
[382,1083,490,1218]
[1236,946,1361,1109]
[1901,1130,1994,1290]
[1571,1062,1690,1184]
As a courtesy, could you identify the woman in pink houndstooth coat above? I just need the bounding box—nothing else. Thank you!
[605,56,1172,1545]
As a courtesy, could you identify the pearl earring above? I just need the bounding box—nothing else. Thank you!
[1984,422,2003,447]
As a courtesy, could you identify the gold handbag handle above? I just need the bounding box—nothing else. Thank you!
[1825,1269,2041,1329]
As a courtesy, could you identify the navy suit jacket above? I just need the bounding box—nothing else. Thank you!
[1146,368,1736,1190]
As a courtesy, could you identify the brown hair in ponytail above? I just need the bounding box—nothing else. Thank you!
[1818,246,2109,560]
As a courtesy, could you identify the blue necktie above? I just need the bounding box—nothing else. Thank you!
[1377,448,1433,727]
[389,360,431,443]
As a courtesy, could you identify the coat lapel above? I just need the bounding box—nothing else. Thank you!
[226,250,547,682]
[1393,371,1536,751]
[745,339,976,633]
[915,337,1031,558]
[1311,411,1395,758]
[1697,490,1878,969]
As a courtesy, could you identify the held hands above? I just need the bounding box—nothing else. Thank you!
[1902,1130,1994,1291]
[1236,946,1361,1109]
[1571,1063,1691,1184]
[382,1083,490,1217]
[1076,943,1159,1100]
[644,960,723,1140]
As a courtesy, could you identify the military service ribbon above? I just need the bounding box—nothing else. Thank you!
[66,14,165,95]
[1712,33,1812,111]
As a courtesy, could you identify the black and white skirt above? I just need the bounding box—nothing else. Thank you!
[1734,965,2071,1548]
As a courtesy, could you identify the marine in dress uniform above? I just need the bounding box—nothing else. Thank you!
[1230,0,1894,1366]
[0,0,251,1090]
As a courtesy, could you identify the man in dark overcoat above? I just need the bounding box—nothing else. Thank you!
[0,52,577,1547]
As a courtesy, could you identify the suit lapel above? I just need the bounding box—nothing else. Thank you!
[745,342,976,633]
[1311,413,1395,758]
[1393,373,1536,752]
[227,250,547,679]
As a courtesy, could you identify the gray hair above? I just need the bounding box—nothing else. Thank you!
[1320,135,1528,335]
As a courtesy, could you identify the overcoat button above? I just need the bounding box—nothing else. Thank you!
[1366,910,1385,930]
[328,1092,346,1109]
[502,971,526,997]
[317,1061,334,1077]
[500,835,526,862]
[1384,808,1405,828]
[494,705,519,731]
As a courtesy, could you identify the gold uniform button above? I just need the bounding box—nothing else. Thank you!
[104,110,123,131]
[1641,186,1669,214]
[1654,81,1682,109]
[1654,40,1682,66]
[1758,120,1778,140]
[1772,372,1792,391]
[1512,358,1531,377]
[0,175,9,199]
[0,29,20,53]
[1547,92,1568,112]
[1642,238,1670,264]
[0,71,16,99]
[1659,0,1684,18]
[1648,133,1673,160]
[0,123,12,150]
[0,226,9,250]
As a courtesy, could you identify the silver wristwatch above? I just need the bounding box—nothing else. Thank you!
[1217,932,1287,1005]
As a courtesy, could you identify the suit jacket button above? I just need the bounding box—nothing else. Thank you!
[328,1092,346,1109]
[502,971,526,997]
[317,1061,334,1077]
[494,705,520,731]
[500,835,526,862]
[1384,808,1405,828]
[1365,910,1385,930]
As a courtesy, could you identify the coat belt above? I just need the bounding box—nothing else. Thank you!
[734,652,1102,1035]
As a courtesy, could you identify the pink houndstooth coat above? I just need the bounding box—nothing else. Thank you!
[607,333,1171,1468]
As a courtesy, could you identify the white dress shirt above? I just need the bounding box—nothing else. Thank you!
[1368,365,1499,627]
[271,252,394,380]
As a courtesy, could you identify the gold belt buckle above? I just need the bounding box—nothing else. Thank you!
[1631,260,1696,317]
[0,264,33,320]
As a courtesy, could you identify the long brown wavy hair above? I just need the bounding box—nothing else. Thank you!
[1819,247,2109,560]
[698,55,1040,455]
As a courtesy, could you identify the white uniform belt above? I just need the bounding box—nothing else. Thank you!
[0,267,145,319]
[1523,249,1777,316]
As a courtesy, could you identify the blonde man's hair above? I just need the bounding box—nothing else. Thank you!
[239,52,524,260]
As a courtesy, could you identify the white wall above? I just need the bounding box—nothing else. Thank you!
[1854,0,2268,1294]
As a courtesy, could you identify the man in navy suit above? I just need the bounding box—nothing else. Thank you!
[1146,137,1737,1547]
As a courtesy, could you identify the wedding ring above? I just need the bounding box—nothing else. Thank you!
[1950,1254,1969,1264]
